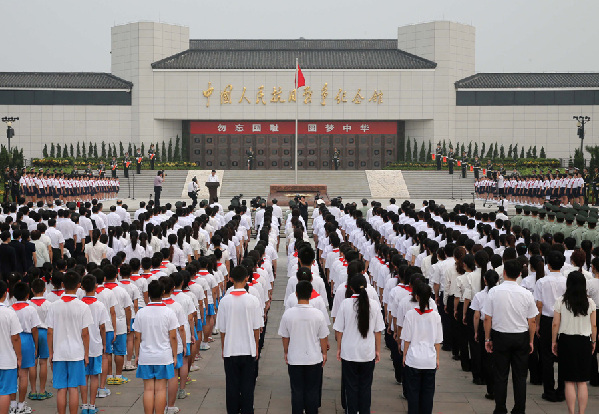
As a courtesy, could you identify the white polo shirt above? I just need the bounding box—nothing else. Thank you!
[401,308,443,369]
[0,304,23,369]
[12,302,41,333]
[278,304,329,365]
[172,291,195,345]
[133,303,179,365]
[284,291,330,324]
[333,296,385,362]
[482,281,538,333]
[46,295,94,362]
[534,272,567,317]
[104,282,133,335]
[216,289,263,358]
[82,297,110,358]
[163,298,185,354]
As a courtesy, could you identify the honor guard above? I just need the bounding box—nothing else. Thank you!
[246,146,255,170]
[473,156,481,179]
[333,147,341,170]
[486,159,493,178]
[447,145,454,175]
[135,149,143,174]
[3,167,11,202]
[110,156,118,178]
[148,144,156,170]
[461,151,468,178]
[98,161,105,178]
[435,143,443,171]
[85,163,93,178]
[123,152,131,178]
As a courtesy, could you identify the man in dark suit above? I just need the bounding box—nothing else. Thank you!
[0,231,17,278]
[9,229,28,274]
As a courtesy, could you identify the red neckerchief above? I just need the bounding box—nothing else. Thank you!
[162,298,175,305]
[52,289,64,296]
[188,280,196,286]
[415,308,434,315]
[142,273,152,279]
[173,290,182,296]
[82,296,97,305]
[30,298,46,306]
[342,263,348,267]
[332,249,339,253]
[293,252,298,257]
[402,286,413,293]
[120,280,131,285]
[310,290,320,299]
[61,295,77,303]
[130,275,142,281]
[104,282,118,290]
[217,263,223,267]
[351,294,359,298]
[151,269,161,275]
[96,286,105,294]
[161,261,168,266]
[230,290,247,296]
[252,272,260,280]
[12,302,29,311]
[248,280,258,287]
[147,302,166,307]
[198,270,210,276]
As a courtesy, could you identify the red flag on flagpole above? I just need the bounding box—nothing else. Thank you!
[295,65,305,88]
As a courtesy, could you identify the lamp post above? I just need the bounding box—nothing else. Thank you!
[1,117,19,152]
[574,115,591,156]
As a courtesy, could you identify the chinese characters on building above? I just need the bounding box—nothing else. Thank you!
[202,83,383,107]
[189,121,397,136]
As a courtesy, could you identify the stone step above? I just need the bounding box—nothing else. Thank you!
[401,170,475,199]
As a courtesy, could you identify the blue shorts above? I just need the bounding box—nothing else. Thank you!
[20,332,36,369]
[207,304,215,316]
[196,318,203,332]
[186,343,191,356]
[84,356,102,376]
[136,364,174,380]
[0,369,17,395]
[130,318,135,332]
[105,332,127,355]
[175,353,183,370]
[52,360,86,389]
[37,328,49,359]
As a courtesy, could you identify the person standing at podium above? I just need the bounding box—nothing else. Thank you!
[207,170,219,205]
[154,170,164,207]
[208,170,219,183]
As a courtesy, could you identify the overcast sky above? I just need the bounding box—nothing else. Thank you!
[3,0,598,73]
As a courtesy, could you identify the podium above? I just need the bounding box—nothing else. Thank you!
[205,182,220,204]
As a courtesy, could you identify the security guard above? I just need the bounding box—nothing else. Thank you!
[436,143,443,171]
[448,145,455,175]
[110,156,118,178]
[123,152,131,178]
[461,151,468,178]
[148,144,156,170]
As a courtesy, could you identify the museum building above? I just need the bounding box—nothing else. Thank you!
[0,20,598,167]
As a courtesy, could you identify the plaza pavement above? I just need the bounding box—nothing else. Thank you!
[28,240,599,413]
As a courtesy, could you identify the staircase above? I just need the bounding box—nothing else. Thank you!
[219,170,372,200]
[401,171,475,200]
[119,170,188,201]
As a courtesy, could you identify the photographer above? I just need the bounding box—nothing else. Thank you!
[187,176,199,208]
[154,170,164,207]
[297,195,308,225]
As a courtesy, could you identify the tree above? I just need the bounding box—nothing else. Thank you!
[406,138,412,162]
[500,144,505,159]
[82,142,86,159]
[50,143,55,158]
[119,142,124,157]
[460,143,465,156]
[76,142,81,158]
[507,144,513,159]
[108,144,113,158]
[412,138,418,161]
[473,142,478,157]
[493,143,498,159]
[62,145,68,158]
[573,148,585,171]
[486,144,493,159]
[442,140,447,154]
[69,143,74,158]
[520,147,524,159]
[540,146,546,158]
[92,143,97,158]
[127,143,132,156]
[56,144,62,159]
[480,143,486,159]
[455,142,460,157]
[586,145,599,173]
[174,136,181,161]
[167,138,173,162]
[532,145,537,159]
[419,141,425,162]
[467,142,472,158]
[112,144,117,158]
[88,142,93,159]
[155,142,161,161]
[42,144,48,158]
[426,141,432,161]
[101,141,106,158]
[513,144,518,160]
[162,141,168,162]
[526,146,532,158]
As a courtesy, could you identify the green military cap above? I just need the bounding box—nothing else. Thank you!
[201,199,209,205]
[565,214,576,221]
[547,211,556,217]
[530,207,539,213]
[522,206,530,212]
[590,207,599,214]
[572,202,581,210]
[578,210,589,217]
[556,212,565,219]
[589,210,599,218]
[587,216,597,224]
[543,202,553,209]
[580,205,590,211]
[576,215,587,223]
[361,198,368,204]
[515,205,523,210]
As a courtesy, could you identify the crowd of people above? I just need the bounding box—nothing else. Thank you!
[0,191,598,414]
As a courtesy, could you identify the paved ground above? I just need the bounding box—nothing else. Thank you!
[29,240,599,413]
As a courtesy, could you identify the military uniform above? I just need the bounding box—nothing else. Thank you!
[332,149,340,170]
[123,156,131,178]
[98,163,105,179]
[135,151,143,174]
[3,169,11,202]
[582,218,599,247]
[359,199,369,217]
[461,153,468,178]
[511,208,523,228]
[448,150,455,175]
[436,146,443,171]
[148,147,156,170]
[110,159,118,178]
[473,158,481,179]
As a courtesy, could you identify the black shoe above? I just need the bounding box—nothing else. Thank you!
[484,393,494,400]
[452,355,460,361]
[441,345,452,352]
[473,378,486,385]
[541,393,558,402]
[462,366,472,372]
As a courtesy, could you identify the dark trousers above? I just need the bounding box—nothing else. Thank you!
[111,170,117,178]
[591,312,599,386]
[385,328,402,383]
[150,159,155,170]
[446,296,459,357]
[528,334,542,384]
[466,308,480,379]
[223,355,256,414]
[491,330,529,414]
[124,168,129,178]
[154,186,161,207]
[52,248,62,262]
[436,158,441,170]
[456,302,471,370]
[64,239,75,255]
[136,163,141,174]
[539,315,564,396]
[403,365,436,414]
[462,166,467,178]
[479,325,495,395]
[474,168,480,179]
[188,191,198,209]
[341,359,375,414]
[448,161,454,175]
[288,363,322,414]
[438,292,452,351]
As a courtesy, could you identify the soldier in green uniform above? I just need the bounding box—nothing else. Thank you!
[511,205,523,228]
[552,212,566,236]
[542,211,557,236]
[528,208,540,232]
[533,210,546,237]
[359,198,369,217]
[571,215,587,248]
[519,206,532,231]
[582,216,599,247]
[563,214,576,237]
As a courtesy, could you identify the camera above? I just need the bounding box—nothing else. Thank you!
[250,196,262,209]
[230,194,243,208]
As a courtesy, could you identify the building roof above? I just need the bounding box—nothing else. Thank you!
[189,39,399,50]
[455,73,599,89]
[152,48,436,70]
[0,72,133,89]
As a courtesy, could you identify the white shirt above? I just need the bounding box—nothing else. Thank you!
[278,304,329,365]
[45,226,65,248]
[104,283,133,335]
[187,182,199,193]
[46,295,94,361]
[401,308,443,369]
[0,304,23,369]
[83,298,110,358]
[85,242,107,265]
[554,296,596,336]
[482,281,538,333]
[207,174,219,183]
[12,302,41,333]
[133,303,179,365]
[333,296,385,362]
[534,272,567,317]
[216,289,263,358]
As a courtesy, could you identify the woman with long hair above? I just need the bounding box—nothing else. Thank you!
[167,233,186,270]
[552,271,597,414]
[84,228,107,265]
[333,274,385,414]
[123,230,144,263]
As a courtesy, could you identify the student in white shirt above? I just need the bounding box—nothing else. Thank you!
[333,274,385,414]
[85,229,107,265]
[0,280,22,412]
[215,265,263,414]
[278,280,329,414]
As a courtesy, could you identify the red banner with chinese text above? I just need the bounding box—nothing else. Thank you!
[190,121,397,135]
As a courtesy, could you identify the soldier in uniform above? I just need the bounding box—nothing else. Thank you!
[436,143,443,171]
[572,215,587,248]
[593,167,599,205]
[461,150,468,178]
[552,212,567,236]
[98,161,106,178]
[447,145,454,175]
[3,167,11,202]
[85,163,93,177]
[135,148,143,174]
[583,216,599,247]
[472,156,481,179]
[110,156,118,178]
[486,159,493,179]
[148,144,156,170]
[123,152,131,178]
[332,148,341,170]
[533,209,546,237]
[511,205,523,228]
[359,198,369,217]
[246,146,255,170]
[11,168,20,202]
[541,211,557,236]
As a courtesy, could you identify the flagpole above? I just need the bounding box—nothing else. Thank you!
[295,57,299,184]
